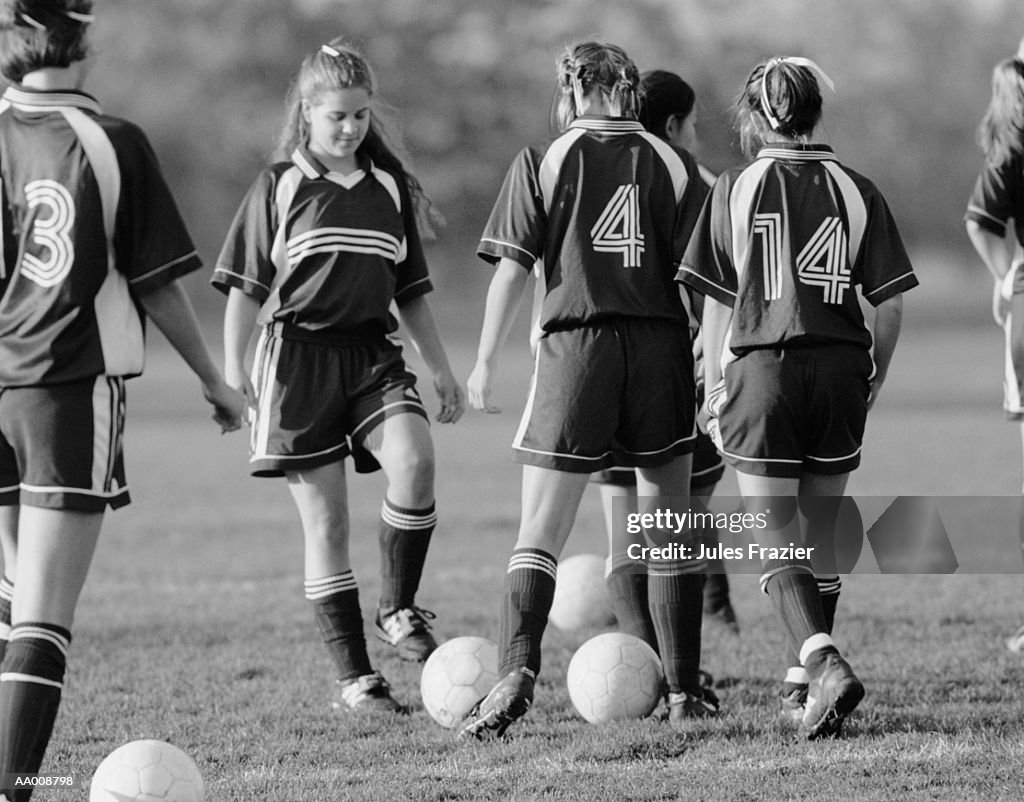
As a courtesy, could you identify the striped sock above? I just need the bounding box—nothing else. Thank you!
[761,561,837,678]
[305,572,372,681]
[649,566,704,695]
[782,575,841,691]
[0,578,12,665]
[605,558,658,653]
[378,498,437,613]
[0,623,71,798]
[500,549,557,676]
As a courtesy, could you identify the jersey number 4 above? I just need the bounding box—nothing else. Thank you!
[20,179,75,288]
[591,184,645,268]
[754,213,851,304]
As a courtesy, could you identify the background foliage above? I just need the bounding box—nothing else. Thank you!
[82,0,1023,315]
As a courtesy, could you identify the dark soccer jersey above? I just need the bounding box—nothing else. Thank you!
[965,150,1024,248]
[0,86,202,387]
[213,147,432,340]
[677,144,918,351]
[478,116,706,331]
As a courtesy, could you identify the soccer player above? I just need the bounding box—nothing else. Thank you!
[461,41,713,739]
[678,57,917,738]
[600,70,739,651]
[215,39,464,715]
[0,3,245,799]
[964,53,1024,652]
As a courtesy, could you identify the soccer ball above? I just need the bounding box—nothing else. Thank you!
[90,740,204,802]
[548,553,617,631]
[566,632,664,724]
[420,635,500,728]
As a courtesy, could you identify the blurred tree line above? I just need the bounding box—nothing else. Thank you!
[82,0,1021,317]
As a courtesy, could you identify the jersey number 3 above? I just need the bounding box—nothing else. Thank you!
[591,184,645,268]
[21,179,75,288]
[754,213,850,304]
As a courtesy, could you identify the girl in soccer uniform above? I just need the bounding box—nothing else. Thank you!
[462,41,713,739]
[599,70,738,655]
[964,53,1024,653]
[0,3,244,798]
[215,39,463,715]
[678,57,917,739]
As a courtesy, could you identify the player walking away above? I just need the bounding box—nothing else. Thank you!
[461,41,713,740]
[599,70,739,655]
[215,39,463,716]
[678,57,917,739]
[0,3,245,799]
[964,53,1024,653]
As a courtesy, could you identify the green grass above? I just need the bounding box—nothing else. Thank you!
[34,305,1024,801]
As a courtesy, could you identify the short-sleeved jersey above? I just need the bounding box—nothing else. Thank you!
[478,116,707,331]
[677,143,918,351]
[0,86,202,387]
[213,146,432,341]
[965,150,1024,248]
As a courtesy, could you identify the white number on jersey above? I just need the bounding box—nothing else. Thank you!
[591,184,644,268]
[753,212,784,301]
[21,179,75,288]
[796,217,850,304]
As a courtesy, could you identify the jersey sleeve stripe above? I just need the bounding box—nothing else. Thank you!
[210,268,270,294]
[862,271,917,300]
[479,237,538,263]
[393,275,431,300]
[128,250,200,285]
[675,266,736,305]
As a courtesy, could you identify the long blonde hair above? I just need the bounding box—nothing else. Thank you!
[550,41,640,132]
[977,57,1024,165]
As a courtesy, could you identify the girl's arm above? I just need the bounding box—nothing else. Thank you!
[966,219,1014,325]
[138,281,245,432]
[222,287,261,411]
[867,293,903,410]
[395,295,464,424]
[698,295,733,443]
[467,257,530,413]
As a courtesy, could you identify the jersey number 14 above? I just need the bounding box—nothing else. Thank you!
[755,213,851,304]
[591,184,645,268]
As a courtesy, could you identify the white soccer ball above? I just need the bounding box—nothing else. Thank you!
[566,632,664,724]
[548,553,617,631]
[420,635,501,729]
[90,740,204,802]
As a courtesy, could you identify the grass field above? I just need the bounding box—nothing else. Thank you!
[33,269,1024,801]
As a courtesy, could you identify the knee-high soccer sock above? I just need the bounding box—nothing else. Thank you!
[378,498,437,614]
[605,557,658,653]
[761,560,838,679]
[499,549,557,676]
[0,578,13,664]
[305,572,372,682]
[781,575,841,693]
[648,568,704,695]
[0,623,71,801]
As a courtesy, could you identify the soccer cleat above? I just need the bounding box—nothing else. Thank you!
[667,687,719,724]
[802,654,864,739]
[457,667,535,740]
[374,606,438,662]
[331,671,407,715]
[698,669,715,690]
[1006,624,1024,654]
[779,684,808,726]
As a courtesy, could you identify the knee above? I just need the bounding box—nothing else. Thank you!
[386,445,435,489]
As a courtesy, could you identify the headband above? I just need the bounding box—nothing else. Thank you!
[759,56,835,131]
[321,44,341,58]
[20,9,95,30]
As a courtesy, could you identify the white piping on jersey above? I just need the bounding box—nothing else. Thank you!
[287,226,402,264]
[129,249,200,286]
[756,146,837,161]
[862,271,915,300]
[967,204,1005,230]
[395,275,430,300]
[479,237,537,263]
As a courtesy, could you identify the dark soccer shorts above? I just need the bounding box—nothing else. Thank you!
[0,376,129,511]
[513,319,696,473]
[716,344,872,478]
[249,326,427,477]
[591,430,724,490]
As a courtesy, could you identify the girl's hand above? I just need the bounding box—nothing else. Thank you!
[202,378,247,433]
[467,362,500,413]
[433,370,465,424]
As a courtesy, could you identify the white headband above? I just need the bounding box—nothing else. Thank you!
[759,57,835,131]
[321,44,341,58]
[20,9,95,30]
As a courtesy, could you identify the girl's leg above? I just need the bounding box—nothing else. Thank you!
[287,463,402,714]
[362,413,438,661]
[0,508,102,801]
[636,456,712,720]
[1010,425,1024,652]
[600,479,658,650]
[0,507,16,664]
[460,465,590,739]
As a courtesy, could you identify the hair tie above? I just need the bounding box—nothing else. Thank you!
[321,44,341,58]
[759,56,835,131]
[19,12,46,30]
[65,10,94,23]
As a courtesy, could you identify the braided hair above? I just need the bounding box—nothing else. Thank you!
[551,41,640,132]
